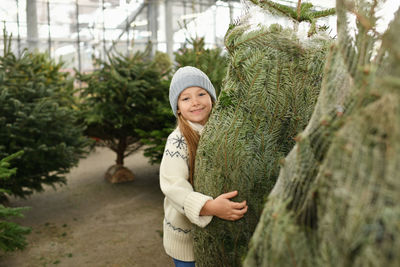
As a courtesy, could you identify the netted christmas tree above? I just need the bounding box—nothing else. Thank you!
[192,6,332,266]
[244,0,400,266]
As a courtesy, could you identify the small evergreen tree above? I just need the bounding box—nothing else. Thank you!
[0,31,89,198]
[0,152,31,252]
[192,20,331,266]
[245,1,400,266]
[77,49,170,179]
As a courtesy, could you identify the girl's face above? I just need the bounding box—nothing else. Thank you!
[177,86,213,125]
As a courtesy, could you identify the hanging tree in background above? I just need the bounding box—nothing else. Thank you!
[245,0,400,266]
[192,2,334,265]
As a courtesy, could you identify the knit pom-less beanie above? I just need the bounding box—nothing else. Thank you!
[169,66,217,117]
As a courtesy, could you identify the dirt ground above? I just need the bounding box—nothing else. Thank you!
[0,148,173,267]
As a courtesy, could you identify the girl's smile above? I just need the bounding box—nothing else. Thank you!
[191,108,204,114]
[177,86,213,125]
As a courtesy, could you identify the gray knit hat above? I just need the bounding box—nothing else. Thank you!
[169,66,216,117]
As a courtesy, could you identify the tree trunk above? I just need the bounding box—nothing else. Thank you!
[116,137,127,165]
[296,0,302,21]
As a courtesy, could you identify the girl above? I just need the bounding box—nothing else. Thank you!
[160,66,248,267]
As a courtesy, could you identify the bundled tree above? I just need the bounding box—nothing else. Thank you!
[139,38,229,164]
[192,15,331,267]
[0,152,31,252]
[77,49,170,182]
[245,1,400,266]
[0,31,89,198]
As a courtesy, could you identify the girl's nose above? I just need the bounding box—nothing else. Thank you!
[192,97,200,105]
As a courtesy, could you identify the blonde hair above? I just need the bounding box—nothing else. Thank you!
[176,91,214,185]
[177,114,200,186]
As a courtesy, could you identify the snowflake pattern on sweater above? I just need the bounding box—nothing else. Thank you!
[171,135,187,150]
[164,133,188,160]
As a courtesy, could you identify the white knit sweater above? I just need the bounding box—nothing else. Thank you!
[159,122,213,261]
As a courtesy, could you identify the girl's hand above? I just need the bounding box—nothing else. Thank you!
[200,191,248,221]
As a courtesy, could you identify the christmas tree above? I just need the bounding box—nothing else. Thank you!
[77,49,171,182]
[0,30,89,198]
[245,0,400,266]
[192,12,331,267]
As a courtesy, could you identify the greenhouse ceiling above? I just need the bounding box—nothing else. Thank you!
[1,0,398,71]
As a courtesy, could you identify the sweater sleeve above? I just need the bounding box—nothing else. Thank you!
[159,129,213,228]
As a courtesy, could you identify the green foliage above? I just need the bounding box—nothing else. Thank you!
[0,31,89,198]
[137,101,175,165]
[153,51,173,77]
[136,50,175,165]
[245,1,400,266]
[174,37,228,96]
[77,49,171,166]
[193,21,330,266]
[250,0,336,36]
[0,152,31,252]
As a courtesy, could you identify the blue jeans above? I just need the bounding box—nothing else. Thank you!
[173,258,195,267]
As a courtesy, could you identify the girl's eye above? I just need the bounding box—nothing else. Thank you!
[199,93,206,96]
[181,97,189,101]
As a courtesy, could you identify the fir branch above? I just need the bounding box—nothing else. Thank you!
[311,8,336,19]
[251,0,335,23]
[250,0,298,22]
